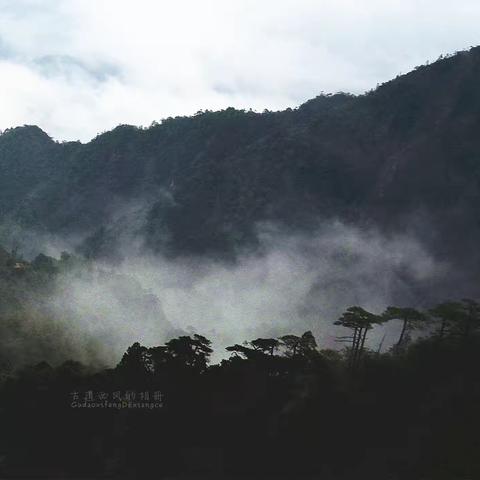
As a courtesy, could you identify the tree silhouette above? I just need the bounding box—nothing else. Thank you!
[429,301,465,340]
[117,342,152,377]
[148,345,170,373]
[164,334,213,371]
[225,343,258,359]
[250,338,280,356]
[334,306,381,368]
[382,306,427,350]
[279,334,302,357]
[279,331,318,358]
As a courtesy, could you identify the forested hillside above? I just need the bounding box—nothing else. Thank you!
[1,48,480,269]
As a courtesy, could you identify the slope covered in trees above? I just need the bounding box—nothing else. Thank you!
[1,48,480,271]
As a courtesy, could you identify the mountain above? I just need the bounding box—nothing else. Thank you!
[1,47,480,276]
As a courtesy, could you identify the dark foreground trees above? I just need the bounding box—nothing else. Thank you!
[1,297,480,479]
[334,306,381,368]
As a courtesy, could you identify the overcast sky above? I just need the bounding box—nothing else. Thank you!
[0,0,479,142]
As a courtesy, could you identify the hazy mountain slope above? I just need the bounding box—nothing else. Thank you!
[1,47,480,268]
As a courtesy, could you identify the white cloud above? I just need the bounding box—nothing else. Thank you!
[0,0,479,141]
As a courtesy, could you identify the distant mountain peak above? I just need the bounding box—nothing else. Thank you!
[1,125,53,143]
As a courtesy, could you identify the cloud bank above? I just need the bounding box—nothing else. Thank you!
[6,221,445,367]
[0,0,479,141]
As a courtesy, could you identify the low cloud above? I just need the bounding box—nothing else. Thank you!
[16,221,445,366]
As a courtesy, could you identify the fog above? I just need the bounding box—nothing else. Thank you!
[20,220,445,367]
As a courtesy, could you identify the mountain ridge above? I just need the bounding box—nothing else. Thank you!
[1,47,480,282]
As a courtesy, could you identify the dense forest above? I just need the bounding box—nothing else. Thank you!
[0,246,479,478]
[1,48,480,274]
